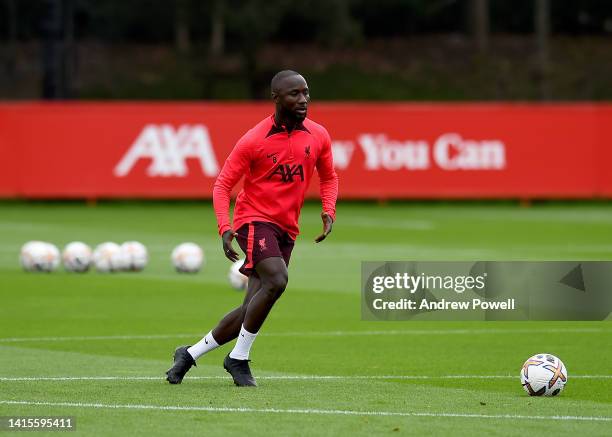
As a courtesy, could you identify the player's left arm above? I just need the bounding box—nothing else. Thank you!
[314,127,338,243]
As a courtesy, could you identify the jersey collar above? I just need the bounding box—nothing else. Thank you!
[267,114,310,138]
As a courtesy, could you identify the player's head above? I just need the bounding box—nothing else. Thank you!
[271,70,309,122]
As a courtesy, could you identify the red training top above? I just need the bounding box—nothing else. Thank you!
[213,115,338,240]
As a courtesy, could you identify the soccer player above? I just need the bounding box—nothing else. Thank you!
[166,70,338,386]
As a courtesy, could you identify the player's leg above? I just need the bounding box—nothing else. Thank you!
[165,274,260,384]
[168,223,292,386]
[242,257,288,333]
[223,256,288,386]
[210,274,261,345]
[238,232,294,334]
[188,274,261,357]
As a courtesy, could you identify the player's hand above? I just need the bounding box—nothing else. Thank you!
[315,212,333,243]
[222,229,239,262]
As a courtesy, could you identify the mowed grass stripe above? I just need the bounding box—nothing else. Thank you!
[0,327,608,343]
[1,400,610,422]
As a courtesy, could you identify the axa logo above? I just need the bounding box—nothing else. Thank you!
[268,164,304,183]
[114,124,220,177]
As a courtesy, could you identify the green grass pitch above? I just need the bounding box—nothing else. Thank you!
[0,201,610,436]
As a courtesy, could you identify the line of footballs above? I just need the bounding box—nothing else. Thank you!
[19,241,248,290]
[19,241,203,273]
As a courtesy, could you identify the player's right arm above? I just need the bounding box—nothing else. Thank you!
[213,135,252,261]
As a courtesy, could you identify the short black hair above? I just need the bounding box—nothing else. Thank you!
[271,70,301,93]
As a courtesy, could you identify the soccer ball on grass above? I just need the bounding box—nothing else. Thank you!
[171,242,204,273]
[521,353,567,396]
[62,241,92,272]
[20,241,60,272]
[121,241,148,271]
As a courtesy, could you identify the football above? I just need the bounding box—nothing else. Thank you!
[20,241,60,272]
[228,259,248,290]
[62,241,93,272]
[171,242,204,273]
[121,241,148,271]
[92,242,123,272]
[520,353,568,396]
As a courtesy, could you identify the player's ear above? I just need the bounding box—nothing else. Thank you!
[271,91,279,103]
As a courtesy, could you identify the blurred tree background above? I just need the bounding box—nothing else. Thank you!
[1,0,611,100]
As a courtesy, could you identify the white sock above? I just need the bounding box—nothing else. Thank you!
[187,331,219,361]
[229,325,258,360]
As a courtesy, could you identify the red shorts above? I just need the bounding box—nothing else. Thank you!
[235,221,295,277]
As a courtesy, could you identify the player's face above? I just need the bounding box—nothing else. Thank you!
[275,75,310,121]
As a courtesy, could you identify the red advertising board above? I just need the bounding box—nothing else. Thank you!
[0,102,610,199]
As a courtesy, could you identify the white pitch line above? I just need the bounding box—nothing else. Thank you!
[266,328,609,337]
[0,400,610,422]
[0,334,197,343]
[1,375,610,382]
[0,328,608,343]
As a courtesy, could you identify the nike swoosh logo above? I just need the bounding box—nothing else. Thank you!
[241,333,245,337]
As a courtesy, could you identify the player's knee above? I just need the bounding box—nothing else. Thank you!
[265,272,288,299]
